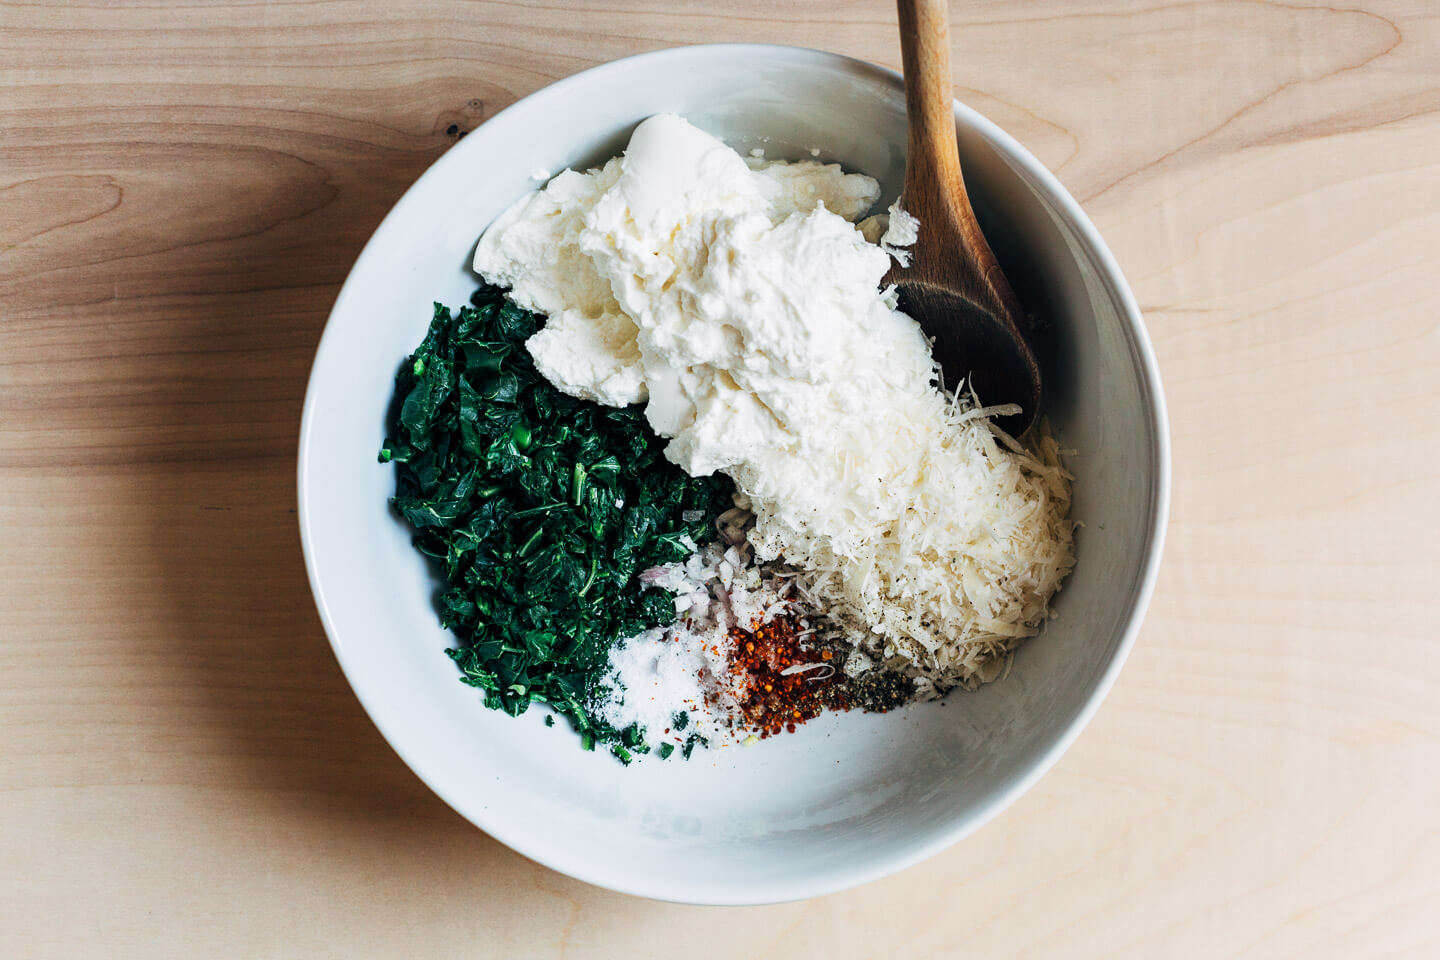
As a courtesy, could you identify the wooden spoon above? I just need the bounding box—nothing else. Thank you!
[891,0,1041,434]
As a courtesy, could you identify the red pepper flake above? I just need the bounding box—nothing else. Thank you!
[727,614,837,739]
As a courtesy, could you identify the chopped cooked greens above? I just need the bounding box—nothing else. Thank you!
[381,284,733,758]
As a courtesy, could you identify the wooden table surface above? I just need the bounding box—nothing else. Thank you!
[4,1,1438,956]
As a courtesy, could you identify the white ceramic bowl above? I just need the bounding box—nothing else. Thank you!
[299,44,1169,904]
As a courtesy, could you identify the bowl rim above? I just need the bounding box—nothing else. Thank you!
[297,41,1172,905]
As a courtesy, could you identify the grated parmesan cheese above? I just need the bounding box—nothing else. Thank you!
[747,407,1074,690]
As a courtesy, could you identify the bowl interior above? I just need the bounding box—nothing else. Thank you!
[299,45,1166,904]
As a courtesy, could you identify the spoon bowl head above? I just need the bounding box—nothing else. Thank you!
[892,278,1042,436]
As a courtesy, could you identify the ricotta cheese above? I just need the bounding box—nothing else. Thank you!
[473,114,1074,689]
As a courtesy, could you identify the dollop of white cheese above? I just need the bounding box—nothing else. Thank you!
[473,114,1074,687]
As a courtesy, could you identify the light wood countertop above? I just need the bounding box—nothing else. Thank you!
[3,1,1437,956]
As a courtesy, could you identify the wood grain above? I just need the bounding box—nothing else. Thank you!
[2,1,1438,957]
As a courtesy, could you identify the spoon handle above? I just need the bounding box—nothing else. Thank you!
[896,0,966,206]
[895,0,1029,331]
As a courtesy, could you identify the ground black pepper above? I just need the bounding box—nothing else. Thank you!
[813,635,917,713]
[820,666,914,713]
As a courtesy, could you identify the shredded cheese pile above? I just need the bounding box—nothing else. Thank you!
[746,393,1074,691]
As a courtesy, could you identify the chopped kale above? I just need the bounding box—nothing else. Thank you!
[381,284,733,755]
[681,734,707,761]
